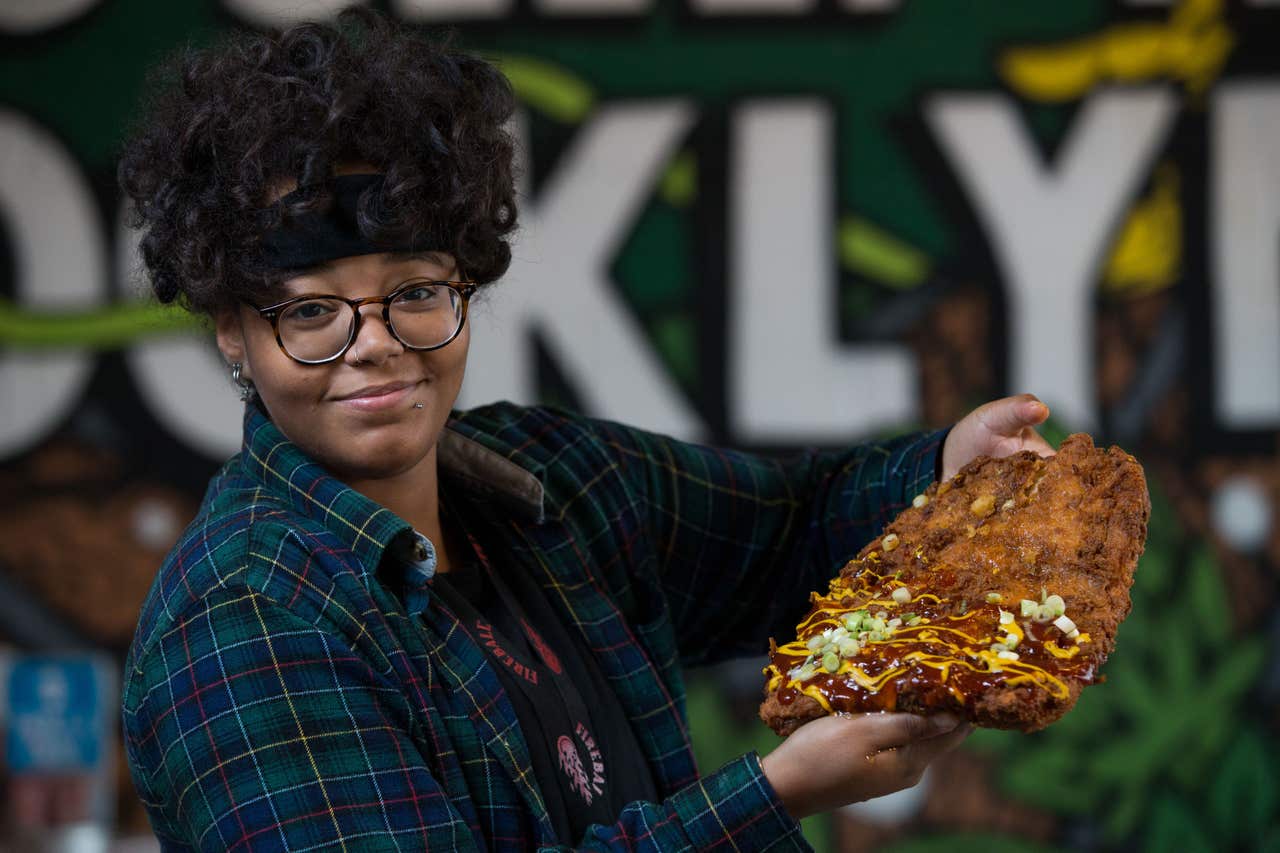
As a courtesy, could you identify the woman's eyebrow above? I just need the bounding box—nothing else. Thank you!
[290,260,334,273]
[384,250,450,266]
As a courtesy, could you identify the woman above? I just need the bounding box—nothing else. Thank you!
[118,9,1053,851]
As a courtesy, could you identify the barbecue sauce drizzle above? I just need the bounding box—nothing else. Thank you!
[764,557,1099,717]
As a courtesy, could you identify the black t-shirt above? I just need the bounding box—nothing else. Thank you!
[431,502,659,844]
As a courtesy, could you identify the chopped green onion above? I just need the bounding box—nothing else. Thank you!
[986,592,1003,603]
[892,587,912,605]
[1020,599,1038,618]
[822,652,840,673]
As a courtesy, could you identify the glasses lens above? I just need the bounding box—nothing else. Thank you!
[277,298,353,362]
[389,283,464,349]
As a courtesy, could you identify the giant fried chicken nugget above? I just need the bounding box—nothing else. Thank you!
[761,434,1149,734]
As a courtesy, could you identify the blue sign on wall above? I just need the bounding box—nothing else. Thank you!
[6,657,109,773]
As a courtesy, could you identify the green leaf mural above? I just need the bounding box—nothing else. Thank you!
[1208,729,1280,842]
[1142,796,1215,853]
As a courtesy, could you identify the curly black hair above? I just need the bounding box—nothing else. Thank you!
[118,7,517,316]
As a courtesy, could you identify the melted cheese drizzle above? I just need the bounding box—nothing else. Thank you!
[765,562,1098,715]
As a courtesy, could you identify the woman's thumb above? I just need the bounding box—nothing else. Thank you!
[979,394,1048,437]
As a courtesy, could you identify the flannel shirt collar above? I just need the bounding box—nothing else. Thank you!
[240,402,547,591]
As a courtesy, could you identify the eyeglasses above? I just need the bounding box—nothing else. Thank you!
[254,280,477,365]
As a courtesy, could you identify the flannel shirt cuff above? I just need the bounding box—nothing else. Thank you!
[670,752,811,852]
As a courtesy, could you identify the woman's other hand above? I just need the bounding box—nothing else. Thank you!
[940,393,1056,481]
[760,712,971,819]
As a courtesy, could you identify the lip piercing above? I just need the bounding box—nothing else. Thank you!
[412,403,424,409]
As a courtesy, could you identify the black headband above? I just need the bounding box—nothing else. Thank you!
[257,173,449,270]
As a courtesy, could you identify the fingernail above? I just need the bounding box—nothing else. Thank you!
[931,714,960,731]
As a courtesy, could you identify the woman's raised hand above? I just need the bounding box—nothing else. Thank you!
[940,393,1056,482]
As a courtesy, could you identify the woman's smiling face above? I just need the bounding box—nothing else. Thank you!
[215,250,470,484]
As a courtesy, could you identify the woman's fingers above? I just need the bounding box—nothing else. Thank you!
[942,393,1054,479]
[866,720,973,788]
[853,712,962,752]
[881,720,972,766]
[761,712,970,819]
[1019,425,1056,457]
[978,393,1049,438]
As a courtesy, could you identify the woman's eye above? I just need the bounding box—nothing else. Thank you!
[287,300,337,322]
[399,285,440,303]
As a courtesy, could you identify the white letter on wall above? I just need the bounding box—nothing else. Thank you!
[728,99,916,443]
[460,103,708,440]
[390,0,511,19]
[120,202,243,460]
[221,0,357,26]
[926,87,1176,429]
[692,0,815,12]
[534,0,650,12]
[0,0,102,34]
[0,110,102,458]
[1212,82,1280,428]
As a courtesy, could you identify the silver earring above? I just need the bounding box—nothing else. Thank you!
[230,362,255,401]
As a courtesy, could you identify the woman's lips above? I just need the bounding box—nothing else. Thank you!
[334,381,421,412]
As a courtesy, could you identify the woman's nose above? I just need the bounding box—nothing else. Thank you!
[343,303,404,366]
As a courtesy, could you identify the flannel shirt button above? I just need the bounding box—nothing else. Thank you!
[406,532,437,584]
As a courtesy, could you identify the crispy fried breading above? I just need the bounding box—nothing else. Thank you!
[760,434,1149,734]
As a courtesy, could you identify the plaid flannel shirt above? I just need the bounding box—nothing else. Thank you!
[123,401,945,852]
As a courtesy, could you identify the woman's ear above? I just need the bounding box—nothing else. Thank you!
[214,307,247,368]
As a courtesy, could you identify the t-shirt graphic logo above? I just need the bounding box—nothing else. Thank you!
[557,734,592,804]
[521,618,563,674]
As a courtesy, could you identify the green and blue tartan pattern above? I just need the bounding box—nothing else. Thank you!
[123,401,944,851]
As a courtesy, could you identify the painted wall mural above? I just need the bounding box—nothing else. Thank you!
[0,0,1276,849]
